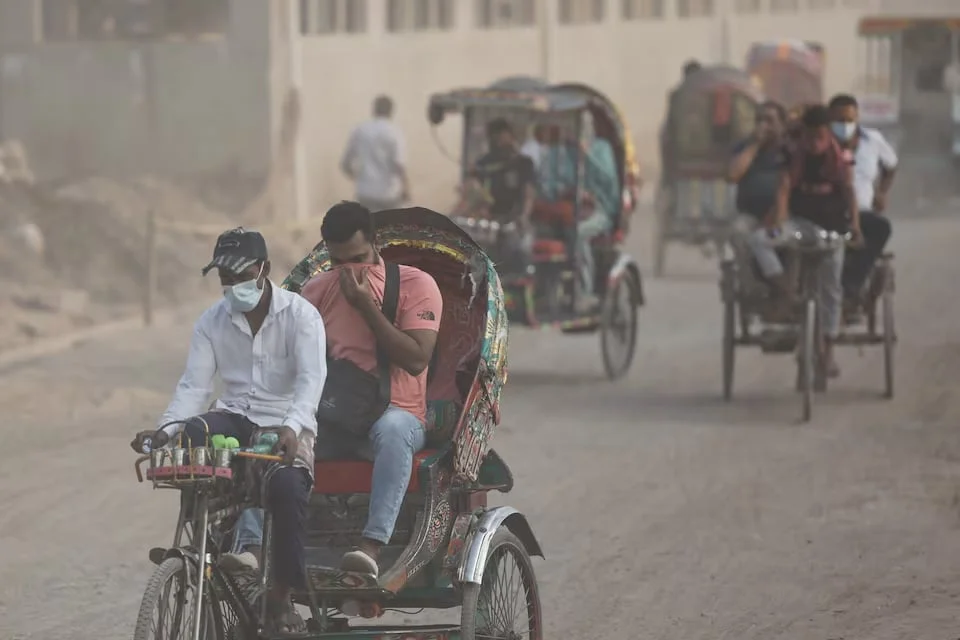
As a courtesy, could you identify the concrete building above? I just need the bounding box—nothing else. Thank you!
[0,0,953,213]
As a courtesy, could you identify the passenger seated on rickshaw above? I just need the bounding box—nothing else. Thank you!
[535,113,620,310]
[748,105,862,377]
[727,100,790,307]
[226,203,443,597]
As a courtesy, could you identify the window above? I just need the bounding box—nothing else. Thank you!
[676,0,713,18]
[476,0,535,28]
[622,0,664,19]
[40,0,230,41]
[769,0,798,12]
[300,0,367,35]
[733,0,761,13]
[558,0,606,24]
[387,0,455,32]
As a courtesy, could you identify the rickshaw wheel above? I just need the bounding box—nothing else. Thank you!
[461,528,543,640]
[798,298,817,423]
[722,299,736,401]
[882,289,895,399]
[134,557,218,640]
[600,269,639,380]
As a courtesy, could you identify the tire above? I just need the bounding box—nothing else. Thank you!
[134,556,217,640]
[722,300,736,401]
[461,528,543,640]
[882,290,895,399]
[601,271,639,380]
[799,298,816,423]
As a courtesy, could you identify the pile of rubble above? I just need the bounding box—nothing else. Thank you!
[0,141,304,352]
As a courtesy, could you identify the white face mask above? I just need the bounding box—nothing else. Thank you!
[223,263,265,313]
[831,121,857,142]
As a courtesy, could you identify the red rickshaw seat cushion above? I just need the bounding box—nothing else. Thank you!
[532,199,575,225]
[532,239,568,258]
[313,450,439,494]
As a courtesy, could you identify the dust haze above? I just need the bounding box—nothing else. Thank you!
[2,2,960,639]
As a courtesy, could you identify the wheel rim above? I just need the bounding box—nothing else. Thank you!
[475,545,539,639]
[602,276,637,378]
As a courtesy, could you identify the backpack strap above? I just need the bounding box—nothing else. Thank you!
[376,262,401,403]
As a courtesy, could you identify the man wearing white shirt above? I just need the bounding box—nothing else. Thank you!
[129,228,326,635]
[340,95,410,212]
[828,94,897,300]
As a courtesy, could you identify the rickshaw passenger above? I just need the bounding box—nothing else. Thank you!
[577,116,620,309]
[751,105,860,376]
[470,118,536,227]
[232,202,443,584]
[727,100,790,305]
[827,94,897,303]
[129,229,327,636]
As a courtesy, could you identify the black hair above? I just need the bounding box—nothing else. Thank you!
[759,100,787,124]
[801,104,831,128]
[827,93,858,110]
[321,201,376,244]
[373,95,393,117]
[683,60,702,76]
[486,118,513,139]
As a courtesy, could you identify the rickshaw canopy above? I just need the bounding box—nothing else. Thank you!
[745,40,824,110]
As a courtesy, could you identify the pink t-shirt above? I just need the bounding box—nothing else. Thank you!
[301,263,442,424]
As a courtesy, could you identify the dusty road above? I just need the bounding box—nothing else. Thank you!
[3,209,960,640]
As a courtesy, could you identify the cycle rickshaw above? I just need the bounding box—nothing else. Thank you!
[655,65,763,277]
[719,223,896,422]
[427,77,644,380]
[745,40,825,112]
[133,207,543,640]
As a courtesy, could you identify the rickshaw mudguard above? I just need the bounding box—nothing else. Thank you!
[607,252,645,306]
[458,506,544,585]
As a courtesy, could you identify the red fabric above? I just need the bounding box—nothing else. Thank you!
[787,137,848,188]
[313,450,438,494]
[713,90,732,125]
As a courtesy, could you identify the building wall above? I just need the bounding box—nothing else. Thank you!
[295,0,886,212]
[0,0,271,180]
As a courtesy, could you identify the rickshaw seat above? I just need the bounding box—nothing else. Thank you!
[533,239,568,259]
[313,450,441,494]
[532,199,575,226]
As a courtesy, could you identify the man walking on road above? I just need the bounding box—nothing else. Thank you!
[340,95,410,212]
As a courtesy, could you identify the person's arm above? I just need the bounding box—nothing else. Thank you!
[389,128,410,200]
[355,272,442,376]
[841,161,860,236]
[280,303,327,437]
[771,169,791,228]
[158,317,218,437]
[727,138,760,183]
[340,129,358,180]
[874,133,899,206]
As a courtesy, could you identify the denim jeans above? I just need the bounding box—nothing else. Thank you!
[576,210,613,298]
[747,218,845,337]
[232,406,426,554]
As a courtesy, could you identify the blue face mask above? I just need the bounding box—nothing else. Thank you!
[223,264,264,313]
[831,121,857,142]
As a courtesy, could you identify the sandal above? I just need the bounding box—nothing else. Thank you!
[266,596,309,637]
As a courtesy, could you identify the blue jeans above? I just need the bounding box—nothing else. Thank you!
[232,406,426,552]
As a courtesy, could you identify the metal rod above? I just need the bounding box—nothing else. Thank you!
[190,491,209,640]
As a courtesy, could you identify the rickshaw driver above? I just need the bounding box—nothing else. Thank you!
[229,202,443,582]
[129,228,328,636]
[469,118,537,229]
[750,105,861,376]
[827,94,897,309]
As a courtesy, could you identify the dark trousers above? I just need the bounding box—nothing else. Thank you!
[843,211,892,295]
[183,411,310,590]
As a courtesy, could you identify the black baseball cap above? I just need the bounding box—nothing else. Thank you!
[201,228,268,276]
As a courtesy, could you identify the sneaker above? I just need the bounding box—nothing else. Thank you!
[219,551,259,574]
[340,549,379,577]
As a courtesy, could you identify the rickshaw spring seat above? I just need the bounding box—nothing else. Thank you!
[313,450,441,495]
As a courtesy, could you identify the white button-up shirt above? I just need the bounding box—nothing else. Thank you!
[853,126,898,212]
[340,117,407,203]
[159,282,326,437]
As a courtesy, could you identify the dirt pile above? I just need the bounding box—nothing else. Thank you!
[0,171,307,352]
